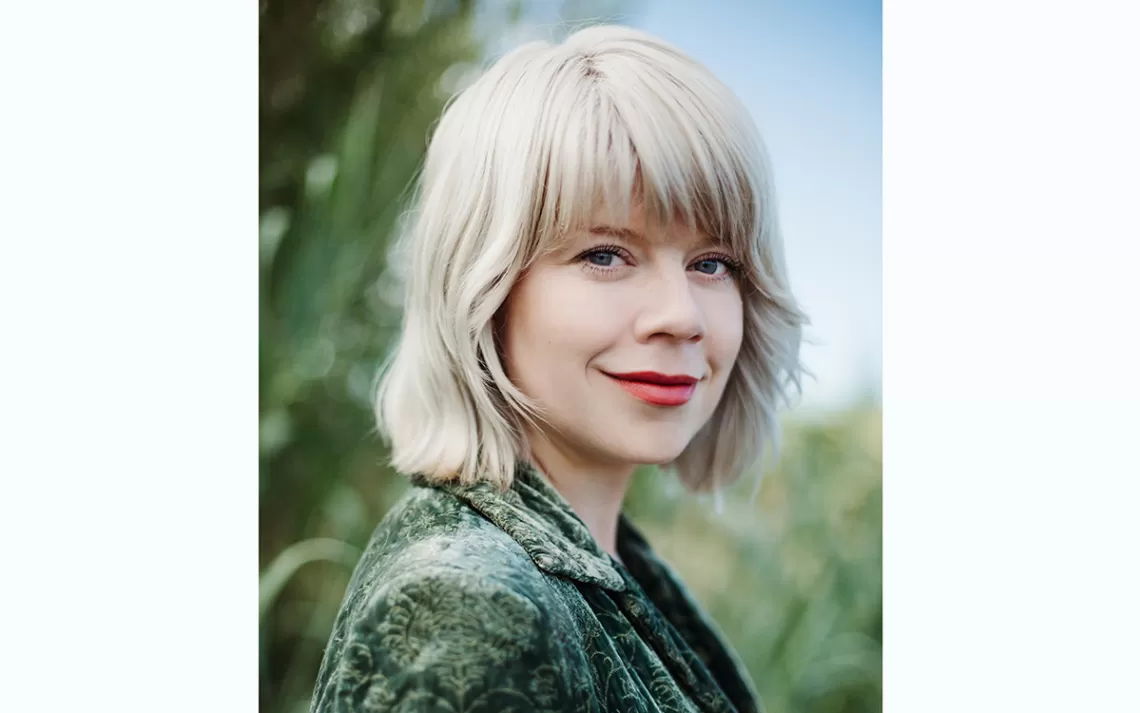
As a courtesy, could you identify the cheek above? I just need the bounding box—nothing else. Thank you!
[501,271,619,380]
[706,291,745,369]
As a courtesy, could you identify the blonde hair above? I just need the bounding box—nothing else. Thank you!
[376,25,807,492]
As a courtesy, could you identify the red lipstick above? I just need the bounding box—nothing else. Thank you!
[603,371,699,406]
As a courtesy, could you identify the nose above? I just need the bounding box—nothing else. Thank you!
[634,268,706,343]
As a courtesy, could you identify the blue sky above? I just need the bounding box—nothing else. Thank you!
[635,0,882,411]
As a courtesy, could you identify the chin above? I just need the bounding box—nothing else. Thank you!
[615,435,692,467]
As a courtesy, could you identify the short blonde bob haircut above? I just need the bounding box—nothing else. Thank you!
[376,25,807,493]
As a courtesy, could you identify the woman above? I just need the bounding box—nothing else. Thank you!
[310,24,806,713]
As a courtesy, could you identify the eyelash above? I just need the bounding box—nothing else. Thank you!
[577,244,632,274]
[577,244,742,280]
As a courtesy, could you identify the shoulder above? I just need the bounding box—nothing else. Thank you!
[314,569,565,712]
[347,484,551,606]
[311,486,583,712]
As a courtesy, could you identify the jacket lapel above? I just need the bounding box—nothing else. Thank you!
[431,462,628,591]
[618,516,761,713]
[420,462,758,713]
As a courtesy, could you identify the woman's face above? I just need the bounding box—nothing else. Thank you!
[500,204,744,473]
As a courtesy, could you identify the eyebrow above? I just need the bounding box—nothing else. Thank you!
[587,225,644,241]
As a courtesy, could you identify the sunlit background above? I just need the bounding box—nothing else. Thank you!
[260,1,881,711]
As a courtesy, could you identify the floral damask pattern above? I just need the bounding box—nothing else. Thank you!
[309,463,761,713]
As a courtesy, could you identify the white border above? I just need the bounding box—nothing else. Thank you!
[1,1,255,710]
[885,0,1140,710]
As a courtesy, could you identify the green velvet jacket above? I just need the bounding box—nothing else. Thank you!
[310,463,761,713]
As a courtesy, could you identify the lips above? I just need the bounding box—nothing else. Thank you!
[603,371,699,407]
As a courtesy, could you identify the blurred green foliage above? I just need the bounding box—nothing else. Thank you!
[259,2,881,712]
[626,408,882,713]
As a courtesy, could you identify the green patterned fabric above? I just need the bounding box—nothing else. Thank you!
[310,463,761,713]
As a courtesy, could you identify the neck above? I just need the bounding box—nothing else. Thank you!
[525,429,635,561]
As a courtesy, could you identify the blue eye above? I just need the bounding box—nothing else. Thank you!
[693,258,729,274]
[586,251,618,267]
[580,246,631,269]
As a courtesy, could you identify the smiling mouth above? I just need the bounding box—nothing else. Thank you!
[602,371,699,407]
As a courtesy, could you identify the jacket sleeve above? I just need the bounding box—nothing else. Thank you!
[310,569,573,713]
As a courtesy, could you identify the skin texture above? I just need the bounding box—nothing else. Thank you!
[499,204,744,558]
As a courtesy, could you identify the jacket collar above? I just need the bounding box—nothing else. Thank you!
[416,464,760,711]
[419,462,629,591]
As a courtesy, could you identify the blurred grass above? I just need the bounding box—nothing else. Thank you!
[627,407,882,713]
[259,2,880,712]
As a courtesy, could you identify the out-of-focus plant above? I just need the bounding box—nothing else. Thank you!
[628,406,882,713]
[259,2,486,710]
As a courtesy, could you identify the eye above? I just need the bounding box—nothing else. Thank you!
[586,250,620,267]
[692,258,724,275]
[689,254,739,277]
[579,246,631,269]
